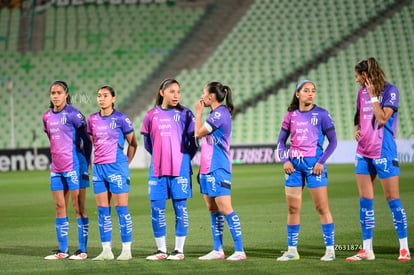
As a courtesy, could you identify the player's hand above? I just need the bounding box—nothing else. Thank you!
[365,78,375,98]
[312,162,324,176]
[195,99,204,113]
[283,161,295,175]
[354,129,360,141]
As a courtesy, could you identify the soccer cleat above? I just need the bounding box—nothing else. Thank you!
[68,249,87,260]
[44,250,69,260]
[320,250,336,261]
[167,250,185,260]
[117,250,132,261]
[146,250,168,261]
[345,249,375,261]
[276,251,300,261]
[92,249,114,261]
[198,250,225,260]
[226,251,247,261]
[398,248,411,262]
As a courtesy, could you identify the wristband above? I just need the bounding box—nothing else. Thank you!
[371,97,379,103]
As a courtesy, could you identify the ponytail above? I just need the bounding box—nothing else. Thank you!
[355,57,386,97]
[206,82,234,115]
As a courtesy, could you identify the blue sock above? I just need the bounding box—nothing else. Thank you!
[56,217,69,253]
[388,199,408,239]
[211,212,224,251]
[225,212,243,252]
[287,224,300,247]
[360,198,375,240]
[173,199,189,237]
[77,217,89,252]
[150,200,167,238]
[116,206,133,243]
[97,206,112,243]
[321,223,335,247]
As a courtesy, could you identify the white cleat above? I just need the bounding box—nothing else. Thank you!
[44,250,69,260]
[146,250,168,261]
[277,251,300,261]
[92,249,114,261]
[226,251,247,261]
[198,250,225,260]
[167,250,185,260]
[320,250,335,261]
[345,249,375,261]
[117,250,132,261]
[68,250,87,260]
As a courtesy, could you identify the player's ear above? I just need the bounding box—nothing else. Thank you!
[362,72,368,79]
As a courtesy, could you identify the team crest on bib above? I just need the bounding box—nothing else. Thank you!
[110,118,117,129]
[174,113,180,122]
[61,115,67,125]
[311,116,318,126]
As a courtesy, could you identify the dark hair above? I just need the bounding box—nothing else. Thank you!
[155,78,183,111]
[98,85,116,108]
[355,57,386,97]
[49,80,71,108]
[287,80,314,112]
[205,82,234,115]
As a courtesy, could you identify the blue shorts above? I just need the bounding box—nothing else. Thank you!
[355,154,400,179]
[199,169,232,197]
[50,169,80,191]
[148,175,192,200]
[92,162,130,194]
[77,152,90,189]
[285,157,328,188]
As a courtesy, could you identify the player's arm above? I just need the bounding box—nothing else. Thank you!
[320,128,337,164]
[276,127,294,175]
[185,110,199,159]
[354,108,360,141]
[314,113,338,174]
[79,126,92,165]
[42,117,49,138]
[194,99,210,138]
[142,133,153,155]
[276,128,289,163]
[187,131,198,159]
[365,78,395,126]
[372,105,394,127]
[125,132,137,165]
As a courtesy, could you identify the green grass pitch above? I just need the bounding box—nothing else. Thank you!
[0,163,413,274]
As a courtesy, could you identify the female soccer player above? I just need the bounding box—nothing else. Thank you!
[88,86,137,261]
[275,80,337,262]
[43,80,91,260]
[194,82,246,261]
[346,57,410,262]
[141,78,197,261]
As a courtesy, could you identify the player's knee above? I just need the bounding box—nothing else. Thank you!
[315,205,330,216]
[287,205,300,214]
